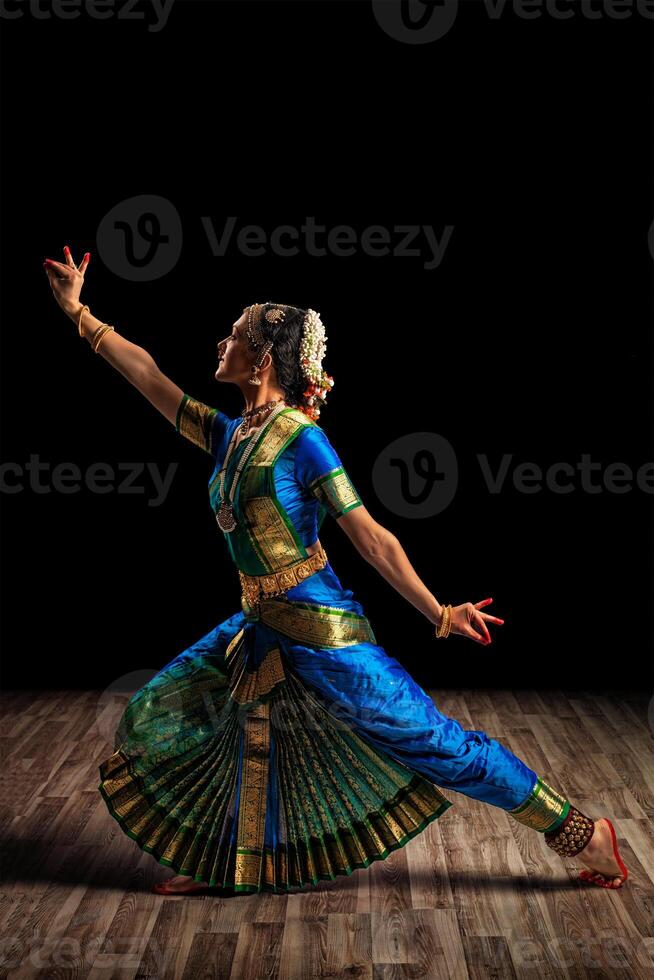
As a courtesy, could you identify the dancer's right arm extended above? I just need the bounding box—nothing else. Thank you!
[44,250,184,426]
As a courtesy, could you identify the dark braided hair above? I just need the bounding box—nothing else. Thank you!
[252,303,311,413]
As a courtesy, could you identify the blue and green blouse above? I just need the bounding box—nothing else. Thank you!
[174,393,364,576]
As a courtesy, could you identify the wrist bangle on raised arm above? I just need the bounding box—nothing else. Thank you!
[77,304,90,337]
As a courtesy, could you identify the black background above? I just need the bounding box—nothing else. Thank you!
[1,0,652,692]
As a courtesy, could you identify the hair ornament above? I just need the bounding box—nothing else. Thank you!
[245,302,335,421]
[299,308,333,421]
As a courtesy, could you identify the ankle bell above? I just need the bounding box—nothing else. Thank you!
[544,804,595,857]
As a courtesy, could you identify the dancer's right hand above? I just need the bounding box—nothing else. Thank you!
[443,597,504,646]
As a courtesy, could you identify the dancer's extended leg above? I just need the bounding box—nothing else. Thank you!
[284,642,629,890]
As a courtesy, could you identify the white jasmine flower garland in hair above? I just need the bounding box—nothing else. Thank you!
[299,308,334,421]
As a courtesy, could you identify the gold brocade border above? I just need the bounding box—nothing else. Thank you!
[257,597,377,648]
[235,701,270,889]
[247,409,315,467]
[235,408,316,571]
[243,497,303,568]
[176,395,216,454]
[224,626,288,706]
[508,775,570,832]
[230,643,287,706]
[310,467,363,520]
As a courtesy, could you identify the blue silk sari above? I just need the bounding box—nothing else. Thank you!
[98,396,539,893]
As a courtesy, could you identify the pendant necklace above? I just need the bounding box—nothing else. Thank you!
[216,400,288,533]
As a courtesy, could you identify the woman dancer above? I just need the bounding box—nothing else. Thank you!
[43,247,629,894]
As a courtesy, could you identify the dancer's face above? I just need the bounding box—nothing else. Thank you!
[215,308,252,382]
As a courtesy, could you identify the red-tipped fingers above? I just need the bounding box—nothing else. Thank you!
[45,258,70,275]
[474,612,491,644]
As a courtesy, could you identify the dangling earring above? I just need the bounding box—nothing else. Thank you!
[248,340,273,386]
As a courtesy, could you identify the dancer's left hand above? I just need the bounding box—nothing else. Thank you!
[444,597,504,646]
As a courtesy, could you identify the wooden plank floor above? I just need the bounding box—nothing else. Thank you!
[1,688,652,979]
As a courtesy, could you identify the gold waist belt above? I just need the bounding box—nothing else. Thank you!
[237,544,377,648]
[238,542,329,611]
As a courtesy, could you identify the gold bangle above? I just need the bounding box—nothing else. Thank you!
[90,323,110,351]
[93,324,114,353]
[77,304,91,337]
[94,326,114,353]
[93,327,115,354]
[86,325,104,348]
[435,604,452,638]
[92,324,114,353]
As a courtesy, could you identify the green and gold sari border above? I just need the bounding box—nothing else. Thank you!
[310,466,363,520]
[257,597,378,648]
[98,766,453,894]
[277,600,368,621]
[508,775,570,833]
[231,791,453,892]
[309,466,344,493]
[176,393,216,455]
[337,498,364,517]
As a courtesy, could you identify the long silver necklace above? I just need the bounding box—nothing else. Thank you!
[216,401,288,533]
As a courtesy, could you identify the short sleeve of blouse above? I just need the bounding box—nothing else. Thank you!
[294,424,363,521]
[175,393,232,458]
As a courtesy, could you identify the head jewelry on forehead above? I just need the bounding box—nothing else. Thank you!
[245,303,334,421]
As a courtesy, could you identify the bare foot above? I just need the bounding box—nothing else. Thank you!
[575,818,629,888]
[153,874,212,894]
